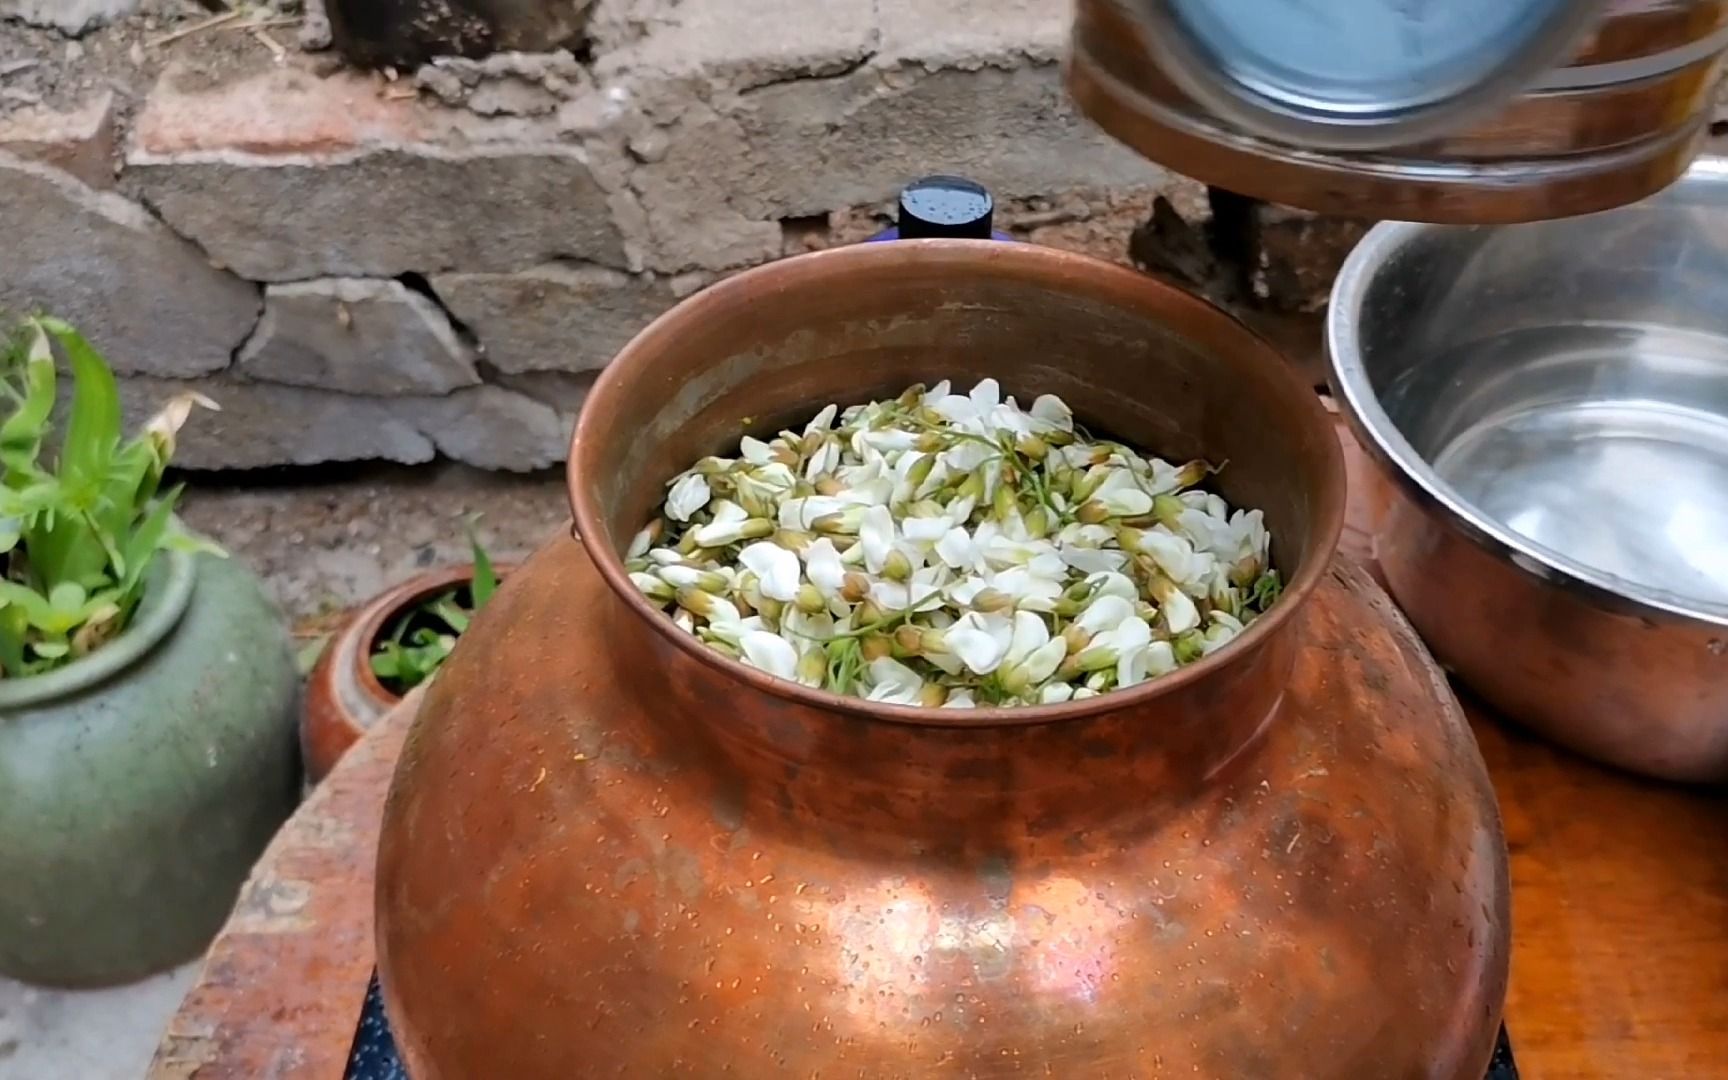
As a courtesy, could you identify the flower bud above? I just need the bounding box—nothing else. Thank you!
[892,624,925,655]
[814,476,844,496]
[1076,500,1112,525]
[795,650,828,687]
[970,588,1013,614]
[1153,494,1186,529]
[1061,622,1093,654]
[1015,434,1048,461]
[1023,506,1051,540]
[630,572,676,603]
[883,549,913,582]
[861,634,894,662]
[1173,460,1211,490]
[840,572,872,603]
[918,684,949,708]
[1174,631,1206,665]
[772,529,815,554]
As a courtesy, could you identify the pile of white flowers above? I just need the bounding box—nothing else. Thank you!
[626,379,1279,708]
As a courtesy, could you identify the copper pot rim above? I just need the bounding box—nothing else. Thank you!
[568,240,1347,729]
[352,563,512,704]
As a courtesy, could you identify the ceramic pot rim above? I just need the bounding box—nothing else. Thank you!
[0,548,196,711]
[568,240,1346,729]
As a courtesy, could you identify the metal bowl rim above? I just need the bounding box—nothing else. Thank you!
[1326,161,1728,630]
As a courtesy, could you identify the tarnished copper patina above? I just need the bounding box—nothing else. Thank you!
[1068,0,1728,223]
[376,242,1509,1077]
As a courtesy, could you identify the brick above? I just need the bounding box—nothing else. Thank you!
[124,65,626,280]
[431,264,672,374]
[0,92,117,189]
[0,151,259,378]
[237,279,480,395]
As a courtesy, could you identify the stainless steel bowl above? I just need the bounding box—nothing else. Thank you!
[1328,157,1728,782]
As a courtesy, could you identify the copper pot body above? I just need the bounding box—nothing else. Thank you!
[1069,0,1728,223]
[375,242,1510,1077]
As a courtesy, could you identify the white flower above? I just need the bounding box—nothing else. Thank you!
[1000,611,1068,692]
[931,378,1003,436]
[692,501,768,547]
[1089,470,1154,518]
[1074,594,1137,636]
[1136,528,1199,584]
[869,579,943,613]
[991,565,1063,613]
[943,611,1015,674]
[780,496,848,531]
[859,505,897,574]
[804,403,839,434]
[740,630,799,679]
[739,436,776,465]
[805,440,843,480]
[935,527,981,571]
[1060,546,1128,575]
[1148,574,1201,634]
[666,474,711,522]
[635,380,1279,706]
[1086,571,1139,602]
[738,542,801,602]
[803,538,847,599]
[865,657,925,705]
[629,572,675,602]
[1119,639,1177,688]
[1030,394,1073,432]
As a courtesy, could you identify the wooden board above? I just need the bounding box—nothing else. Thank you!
[151,432,1728,1078]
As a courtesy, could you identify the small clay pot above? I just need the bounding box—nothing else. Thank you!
[302,565,504,784]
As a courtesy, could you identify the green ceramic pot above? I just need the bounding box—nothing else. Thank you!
[0,549,301,987]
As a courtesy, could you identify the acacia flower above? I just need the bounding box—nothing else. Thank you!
[631,380,1280,706]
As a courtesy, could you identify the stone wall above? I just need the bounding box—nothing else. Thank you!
[5,1,1726,471]
[1,0,1207,471]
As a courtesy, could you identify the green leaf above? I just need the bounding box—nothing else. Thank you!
[467,521,497,609]
[0,324,55,472]
[39,318,121,489]
[426,598,471,635]
[0,606,27,677]
[48,581,87,614]
[31,640,69,659]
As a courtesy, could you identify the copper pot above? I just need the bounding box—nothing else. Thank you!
[302,564,500,784]
[376,241,1510,1077]
[1069,0,1728,223]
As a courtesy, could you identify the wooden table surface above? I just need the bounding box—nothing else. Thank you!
[150,431,1728,1079]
